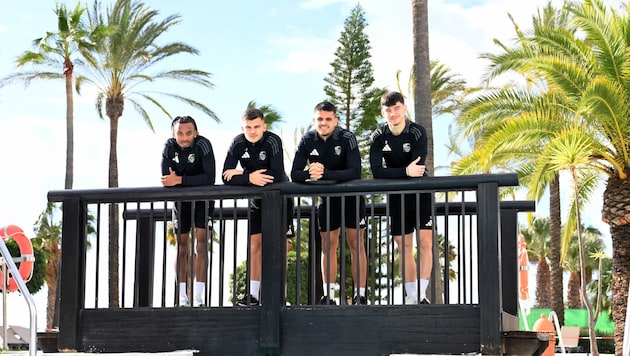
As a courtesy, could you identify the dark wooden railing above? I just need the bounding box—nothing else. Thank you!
[47,173,534,355]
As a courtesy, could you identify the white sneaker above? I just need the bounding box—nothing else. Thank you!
[405,295,418,305]
[179,296,191,307]
[193,295,204,307]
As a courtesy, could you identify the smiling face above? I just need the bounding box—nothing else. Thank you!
[173,122,197,148]
[382,101,407,129]
[313,109,338,139]
[242,116,266,143]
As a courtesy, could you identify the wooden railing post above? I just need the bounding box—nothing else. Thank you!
[58,198,87,352]
[134,213,155,307]
[477,182,503,355]
[260,189,284,354]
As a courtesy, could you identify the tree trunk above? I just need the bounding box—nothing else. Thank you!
[535,256,551,308]
[549,176,564,325]
[64,57,74,190]
[567,271,582,309]
[602,173,630,356]
[45,245,60,329]
[411,0,432,174]
[106,96,123,308]
[411,0,441,304]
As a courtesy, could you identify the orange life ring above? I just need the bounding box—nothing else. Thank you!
[0,225,34,292]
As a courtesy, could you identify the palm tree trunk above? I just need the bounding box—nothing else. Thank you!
[549,176,565,325]
[411,0,432,173]
[107,97,123,308]
[411,0,442,304]
[535,256,551,308]
[64,58,74,190]
[602,173,630,356]
[45,247,60,329]
[567,271,581,309]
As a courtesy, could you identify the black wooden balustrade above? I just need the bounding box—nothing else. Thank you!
[47,174,537,355]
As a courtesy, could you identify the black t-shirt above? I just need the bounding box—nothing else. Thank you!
[222,131,288,185]
[369,121,428,179]
[161,135,216,185]
[291,127,361,183]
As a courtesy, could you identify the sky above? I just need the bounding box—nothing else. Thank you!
[0,0,621,330]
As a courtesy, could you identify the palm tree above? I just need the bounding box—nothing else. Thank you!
[455,0,630,348]
[0,3,106,190]
[79,0,219,307]
[565,225,605,309]
[453,3,574,326]
[520,218,551,308]
[1,2,107,329]
[33,202,96,329]
[246,100,283,131]
[32,203,62,330]
[487,2,630,352]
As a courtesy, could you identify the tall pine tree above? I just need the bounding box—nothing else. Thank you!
[323,4,383,139]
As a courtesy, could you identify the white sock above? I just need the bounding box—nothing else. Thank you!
[420,279,429,298]
[179,282,187,299]
[359,287,366,297]
[194,281,205,298]
[251,280,261,298]
[405,281,418,300]
[323,283,331,296]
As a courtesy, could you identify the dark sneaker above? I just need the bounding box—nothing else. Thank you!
[318,296,337,305]
[236,295,259,306]
[352,295,367,305]
[420,297,431,304]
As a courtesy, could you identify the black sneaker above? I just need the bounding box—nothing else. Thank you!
[420,297,431,304]
[318,296,337,305]
[236,295,259,306]
[352,295,367,305]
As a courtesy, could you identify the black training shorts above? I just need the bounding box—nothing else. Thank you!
[248,198,295,238]
[317,195,366,232]
[388,192,432,236]
[172,200,215,234]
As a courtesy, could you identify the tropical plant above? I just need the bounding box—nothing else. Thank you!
[32,202,96,329]
[565,225,605,309]
[3,239,46,295]
[455,1,630,352]
[452,3,574,326]
[520,218,552,308]
[79,0,219,307]
[246,100,283,131]
[0,2,108,190]
[32,202,62,329]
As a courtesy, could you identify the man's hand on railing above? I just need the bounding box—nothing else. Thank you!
[308,162,324,180]
[162,167,183,186]
[223,168,244,182]
[405,157,426,178]
[248,169,274,186]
